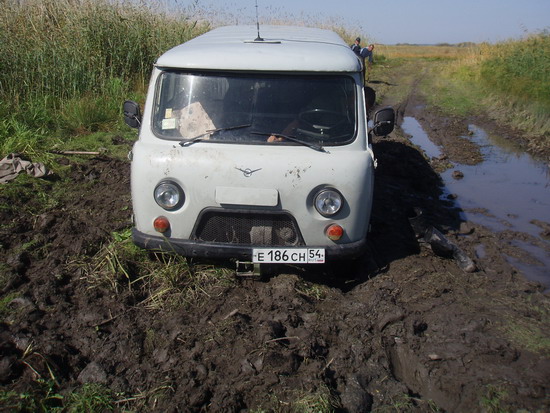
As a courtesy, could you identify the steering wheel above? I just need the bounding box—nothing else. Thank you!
[298,109,347,131]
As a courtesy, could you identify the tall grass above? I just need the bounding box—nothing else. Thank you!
[0,0,208,155]
[0,0,208,102]
[393,34,550,147]
[450,32,550,144]
[477,33,550,108]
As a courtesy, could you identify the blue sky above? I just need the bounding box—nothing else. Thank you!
[180,0,550,44]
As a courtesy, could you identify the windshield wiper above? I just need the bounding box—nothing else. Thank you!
[252,132,328,153]
[179,124,252,146]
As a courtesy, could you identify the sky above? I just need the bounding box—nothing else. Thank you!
[180,0,550,44]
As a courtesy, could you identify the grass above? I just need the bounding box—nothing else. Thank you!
[0,383,113,412]
[404,35,549,151]
[254,385,336,413]
[372,394,443,412]
[295,280,329,300]
[499,299,550,356]
[377,44,475,60]
[368,58,420,107]
[292,386,335,413]
[375,36,550,152]
[0,292,21,319]
[480,384,509,413]
[0,173,56,215]
[0,0,208,160]
[0,339,173,412]
[0,0,208,102]
[82,229,236,310]
[64,383,116,412]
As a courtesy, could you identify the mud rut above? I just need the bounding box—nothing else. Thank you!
[1,67,550,412]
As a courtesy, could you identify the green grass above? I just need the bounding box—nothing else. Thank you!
[0,382,116,412]
[480,384,509,413]
[253,385,336,413]
[377,36,549,151]
[82,229,236,310]
[500,301,550,356]
[478,34,550,106]
[420,61,485,117]
[64,383,115,412]
[429,33,550,148]
[0,292,21,319]
[372,394,443,412]
[0,0,207,160]
[292,386,335,413]
[0,173,57,215]
[0,0,208,102]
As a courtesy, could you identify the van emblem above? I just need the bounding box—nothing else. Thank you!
[235,167,261,177]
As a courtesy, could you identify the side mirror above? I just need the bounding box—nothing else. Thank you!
[123,100,141,128]
[372,106,395,137]
[364,86,376,110]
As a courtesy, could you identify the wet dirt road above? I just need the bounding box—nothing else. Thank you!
[402,116,550,288]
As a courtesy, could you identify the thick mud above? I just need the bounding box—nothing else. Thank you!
[1,67,549,412]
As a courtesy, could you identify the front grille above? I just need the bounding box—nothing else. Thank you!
[192,209,303,247]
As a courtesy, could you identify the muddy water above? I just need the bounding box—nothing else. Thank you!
[402,117,550,286]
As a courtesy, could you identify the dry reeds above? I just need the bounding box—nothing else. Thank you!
[0,0,209,102]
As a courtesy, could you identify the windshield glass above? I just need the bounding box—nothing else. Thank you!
[152,71,357,146]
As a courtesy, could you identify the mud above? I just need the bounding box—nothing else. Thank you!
[1,66,549,412]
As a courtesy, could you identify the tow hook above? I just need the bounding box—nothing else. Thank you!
[235,261,261,277]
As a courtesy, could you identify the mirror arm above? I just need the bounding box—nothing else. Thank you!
[125,112,141,126]
[368,120,391,134]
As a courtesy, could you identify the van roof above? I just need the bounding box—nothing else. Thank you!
[155,25,362,73]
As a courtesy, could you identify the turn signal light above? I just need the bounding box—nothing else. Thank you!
[153,216,170,233]
[326,224,343,241]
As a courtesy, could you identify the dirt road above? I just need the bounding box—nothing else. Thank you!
[1,61,549,412]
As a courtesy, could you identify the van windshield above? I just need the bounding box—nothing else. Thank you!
[152,71,357,146]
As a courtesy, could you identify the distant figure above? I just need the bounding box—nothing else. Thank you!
[350,37,361,56]
[360,44,375,81]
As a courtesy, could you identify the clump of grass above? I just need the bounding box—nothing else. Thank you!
[0,292,21,319]
[83,229,236,310]
[480,384,509,413]
[64,383,115,412]
[295,280,329,301]
[292,386,335,412]
[499,299,550,356]
[257,384,336,413]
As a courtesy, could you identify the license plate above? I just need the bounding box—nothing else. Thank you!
[252,248,325,264]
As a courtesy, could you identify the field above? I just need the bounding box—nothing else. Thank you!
[1,1,550,412]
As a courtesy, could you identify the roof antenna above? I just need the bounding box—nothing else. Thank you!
[254,0,264,41]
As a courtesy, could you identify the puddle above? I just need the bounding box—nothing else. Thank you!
[402,117,443,158]
[402,117,550,287]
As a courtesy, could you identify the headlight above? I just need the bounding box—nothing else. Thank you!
[154,181,184,210]
[314,188,342,216]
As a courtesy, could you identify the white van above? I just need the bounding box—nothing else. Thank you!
[124,25,394,270]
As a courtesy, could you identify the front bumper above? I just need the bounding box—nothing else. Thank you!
[132,228,367,260]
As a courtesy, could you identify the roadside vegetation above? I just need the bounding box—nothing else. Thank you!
[378,33,550,154]
[0,0,209,161]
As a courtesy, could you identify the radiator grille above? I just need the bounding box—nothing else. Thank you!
[193,210,303,246]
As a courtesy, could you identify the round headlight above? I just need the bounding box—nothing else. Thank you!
[154,181,184,210]
[314,189,343,216]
